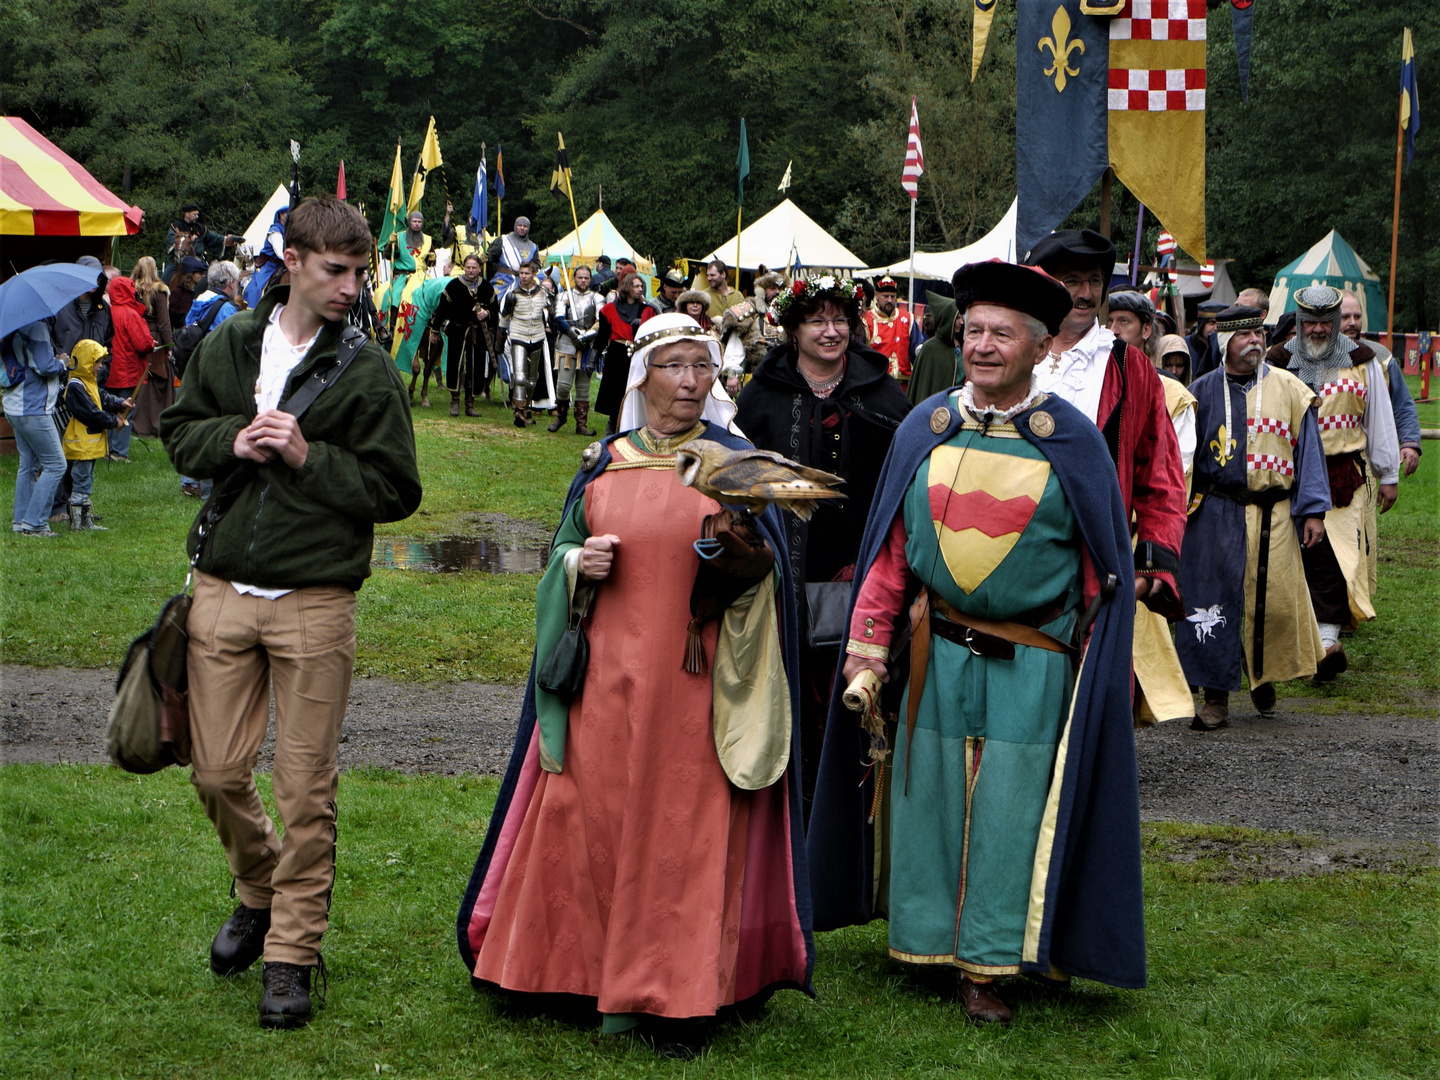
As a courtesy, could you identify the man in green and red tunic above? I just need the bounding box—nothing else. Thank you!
[808,261,1144,1026]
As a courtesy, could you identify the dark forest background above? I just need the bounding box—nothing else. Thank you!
[2,0,1434,327]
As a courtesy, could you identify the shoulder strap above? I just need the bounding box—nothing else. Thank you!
[194,326,368,564]
[280,325,367,420]
[198,299,224,332]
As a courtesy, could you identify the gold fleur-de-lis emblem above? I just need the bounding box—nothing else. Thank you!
[1039,6,1085,93]
[1210,424,1236,466]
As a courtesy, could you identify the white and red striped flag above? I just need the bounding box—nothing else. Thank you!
[1199,260,1215,288]
[902,97,923,200]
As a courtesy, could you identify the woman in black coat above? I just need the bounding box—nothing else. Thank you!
[734,277,912,817]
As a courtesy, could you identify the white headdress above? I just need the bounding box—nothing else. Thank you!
[617,312,740,435]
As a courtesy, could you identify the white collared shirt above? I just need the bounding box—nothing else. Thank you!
[1032,319,1113,425]
[230,303,318,600]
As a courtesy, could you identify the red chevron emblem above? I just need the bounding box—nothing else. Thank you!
[928,485,1038,538]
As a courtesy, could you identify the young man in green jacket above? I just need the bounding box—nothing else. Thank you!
[160,196,422,1030]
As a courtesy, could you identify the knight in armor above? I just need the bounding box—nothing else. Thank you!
[551,264,600,435]
[435,253,498,416]
[500,260,551,427]
[1286,286,1400,680]
[488,217,538,304]
[398,209,456,272]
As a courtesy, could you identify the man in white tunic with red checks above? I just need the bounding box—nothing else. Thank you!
[1285,286,1399,680]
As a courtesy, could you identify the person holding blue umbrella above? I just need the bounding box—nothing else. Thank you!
[0,261,109,536]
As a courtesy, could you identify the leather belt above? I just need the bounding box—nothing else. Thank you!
[902,588,1071,795]
[930,594,1074,659]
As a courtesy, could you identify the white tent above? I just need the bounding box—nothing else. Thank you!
[241,184,288,255]
[702,199,865,271]
[864,199,1018,280]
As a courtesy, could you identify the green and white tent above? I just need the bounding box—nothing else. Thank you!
[1267,230,1386,332]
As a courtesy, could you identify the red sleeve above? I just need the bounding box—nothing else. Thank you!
[846,514,915,660]
[1112,344,1187,618]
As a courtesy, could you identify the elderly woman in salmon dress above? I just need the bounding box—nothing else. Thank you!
[457,313,814,1054]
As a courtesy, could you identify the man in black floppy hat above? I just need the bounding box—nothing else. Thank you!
[1177,304,1330,729]
[809,260,1147,1026]
[1189,298,1227,379]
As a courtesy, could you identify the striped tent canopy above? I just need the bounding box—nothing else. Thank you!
[1,117,142,237]
[1268,229,1385,333]
[545,209,653,275]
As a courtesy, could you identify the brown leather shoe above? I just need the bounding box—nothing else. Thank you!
[1191,692,1230,731]
[959,976,1012,1026]
[1314,642,1348,683]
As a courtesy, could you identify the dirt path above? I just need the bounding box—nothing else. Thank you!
[5,665,1435,859]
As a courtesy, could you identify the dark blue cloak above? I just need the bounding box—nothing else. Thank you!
[805,390,1146,989]
[456,421,816,998]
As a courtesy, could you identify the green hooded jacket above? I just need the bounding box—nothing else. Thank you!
[159,286,422,591]
[906,292,961,406]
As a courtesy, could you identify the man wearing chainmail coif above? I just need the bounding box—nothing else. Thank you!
[1286,286,1399,681]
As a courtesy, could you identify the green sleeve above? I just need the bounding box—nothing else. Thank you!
[534,492,591,772]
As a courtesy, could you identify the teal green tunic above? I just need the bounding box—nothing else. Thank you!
[888,416,1081,975]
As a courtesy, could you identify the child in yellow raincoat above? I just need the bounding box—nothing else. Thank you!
[61,339,130,531]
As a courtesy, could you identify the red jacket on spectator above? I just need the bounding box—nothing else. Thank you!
[104,277,154,390]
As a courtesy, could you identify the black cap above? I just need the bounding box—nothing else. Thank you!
[1107,290,1154,322]
[1023,228,1116,286]
[181,256,207,273]
[1197,299,1228,315]
[952,259,1073,336]
[181,202,200,213]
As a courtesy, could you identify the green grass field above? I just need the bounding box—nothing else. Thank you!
[2,765,1436,1080]
[3,394,1435,705]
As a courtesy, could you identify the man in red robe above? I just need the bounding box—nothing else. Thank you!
[862,277,915,385]
[1024,231,1187,619]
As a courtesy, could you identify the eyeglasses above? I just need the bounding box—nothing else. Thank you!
[799,318,851,332]
[1058,274,1105,291]
[648,361,717,379]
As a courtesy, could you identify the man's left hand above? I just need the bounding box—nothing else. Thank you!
[1400,447,1420,478]
[246,410,309,469]
[1377,483,1399,513]
[1134,575,1161,602]
[1301,516,1325,548]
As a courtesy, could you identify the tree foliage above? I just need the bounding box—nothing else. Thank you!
[1,0,1434,327]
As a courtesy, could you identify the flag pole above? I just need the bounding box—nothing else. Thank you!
[735,207,743,287]
[1385,94,1405,352]
[907,197,916,312]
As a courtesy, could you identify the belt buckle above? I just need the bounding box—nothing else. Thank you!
[962,626,984,657]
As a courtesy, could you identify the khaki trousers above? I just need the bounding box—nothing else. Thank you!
[186,569,356,966]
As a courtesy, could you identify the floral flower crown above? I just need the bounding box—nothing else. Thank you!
[766,274,864,325]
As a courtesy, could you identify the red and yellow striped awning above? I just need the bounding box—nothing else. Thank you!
[1,117,142,237]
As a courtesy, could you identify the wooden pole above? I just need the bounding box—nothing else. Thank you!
[1099,167,1113,240]
[1385,105,1404,352]
[735,206,743,287]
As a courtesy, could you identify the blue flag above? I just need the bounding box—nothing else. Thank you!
[470,154,489,236]
[1231,1,1255,104]
[737,119,750,207]
[1015,0,1109,259]
[1401,28,1419,167]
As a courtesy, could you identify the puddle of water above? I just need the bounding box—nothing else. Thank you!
[373,535,549,574]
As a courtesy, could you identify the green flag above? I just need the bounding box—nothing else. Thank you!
[378,140,405,252]
[736,118,750,207]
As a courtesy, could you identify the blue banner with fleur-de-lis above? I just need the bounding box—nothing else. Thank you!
[1016,0,1110,259]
